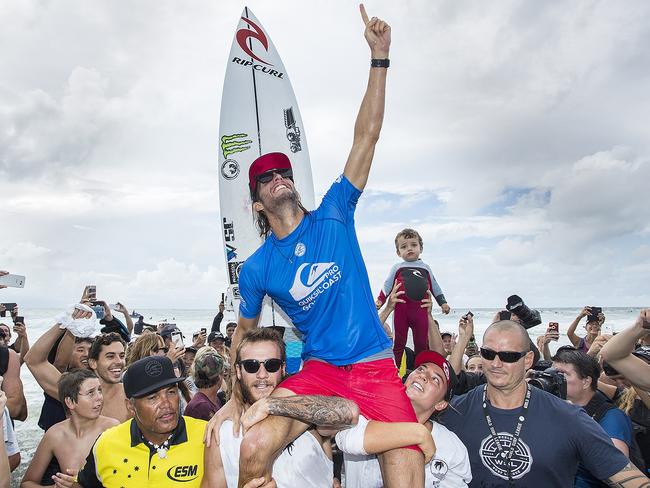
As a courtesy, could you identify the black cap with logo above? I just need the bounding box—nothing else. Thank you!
[123,356,184,399]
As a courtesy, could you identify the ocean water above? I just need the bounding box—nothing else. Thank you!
[6,306,645,485]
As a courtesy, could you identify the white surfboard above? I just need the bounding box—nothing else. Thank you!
[218,8,314,349]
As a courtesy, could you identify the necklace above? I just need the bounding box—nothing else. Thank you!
[482,383,531,486]
[143,432,174,459]
[270,213,309,264]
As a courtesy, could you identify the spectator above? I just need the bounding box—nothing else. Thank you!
[617,385,650,472]
[24,316,92,431]
[87,333,130,422]
[334,350,472,487]
[125,333,168,367]
[192,329,207,349]
[0,344,26,421]
[208,332,230,365]
[225,322,237,348]
[441,320,648,486]
[20,369,119,487]
[465,355,483,374]
[375,228,450,365]
[568,306,606,353]
[183,346,199,397]
[552,347,635,486]
[184,347,224,421]
[75,356,207,487]
[601,309,650,391]
[441,332,454,357]
[1,380,15,488]
[203,328,351,487]
[1,375,20,475]
[212,298,225,333]
[0,306,29,363]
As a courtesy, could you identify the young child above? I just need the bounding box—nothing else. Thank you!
[377,228,450,365]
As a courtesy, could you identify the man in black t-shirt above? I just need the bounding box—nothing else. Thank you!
[441,320,648,487]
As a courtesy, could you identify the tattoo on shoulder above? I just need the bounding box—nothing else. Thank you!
[605,462,650,488]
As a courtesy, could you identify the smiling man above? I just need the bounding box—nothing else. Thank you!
[75,356,207,488]
[87,333,131,423]
[208,5,425,487]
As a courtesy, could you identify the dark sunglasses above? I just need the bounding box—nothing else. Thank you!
[480,347,529,363]
[256,168,293,185]
[154,346,169,354]
[238,358,283,374]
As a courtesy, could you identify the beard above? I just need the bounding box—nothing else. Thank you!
[263,185,301,215]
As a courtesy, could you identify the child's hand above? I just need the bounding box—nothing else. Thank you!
[441,303,451,315]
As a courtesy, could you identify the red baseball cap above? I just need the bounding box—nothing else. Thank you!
[414,350,456,400]
[248,152,293,197]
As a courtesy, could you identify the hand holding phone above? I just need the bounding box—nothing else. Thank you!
[171,331,184,349]
[0,274,26,288]
[547,322,560,341]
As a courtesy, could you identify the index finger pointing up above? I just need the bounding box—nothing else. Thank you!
[359,3,370,24]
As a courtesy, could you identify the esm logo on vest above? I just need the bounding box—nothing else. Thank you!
[167,464,199,482]
[233,16,285,79]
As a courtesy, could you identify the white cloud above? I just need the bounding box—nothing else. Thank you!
[1,0,649,309]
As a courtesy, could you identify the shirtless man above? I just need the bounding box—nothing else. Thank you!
[26,308,130,423]
[20,369,119,487]
[87,332,130,422]
[204,328,357,488]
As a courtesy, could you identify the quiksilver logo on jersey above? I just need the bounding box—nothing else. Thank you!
[289,262,341,310]
[166,464,199,482]
[413,270,423,278]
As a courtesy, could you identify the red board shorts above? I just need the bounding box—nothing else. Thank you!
[279,358,419,451]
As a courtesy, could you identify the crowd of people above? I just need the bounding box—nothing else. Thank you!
[2,4,650,488]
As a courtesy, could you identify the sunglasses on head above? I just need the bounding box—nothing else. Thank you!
[256,168,293,185]
[238,358,283,374]
[480,347,529,363]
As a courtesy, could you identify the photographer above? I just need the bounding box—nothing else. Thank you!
[0,305,29,363]
[600,309,650,391]
[567,306,606,353]
[552,347,636,485]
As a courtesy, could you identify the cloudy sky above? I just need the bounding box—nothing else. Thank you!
[1,0,649,310]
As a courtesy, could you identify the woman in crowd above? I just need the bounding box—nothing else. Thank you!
[567,306,605,353]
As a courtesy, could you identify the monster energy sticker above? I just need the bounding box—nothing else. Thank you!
[283,107,302,153]
[221,133,252,159]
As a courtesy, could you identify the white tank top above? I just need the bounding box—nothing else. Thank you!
[219,420,333,488]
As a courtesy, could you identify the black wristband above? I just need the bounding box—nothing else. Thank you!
[371,58,390,68]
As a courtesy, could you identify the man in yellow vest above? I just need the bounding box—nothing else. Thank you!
[74,356,207,487]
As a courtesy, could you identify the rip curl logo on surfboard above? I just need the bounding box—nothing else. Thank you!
[236,17,272,65]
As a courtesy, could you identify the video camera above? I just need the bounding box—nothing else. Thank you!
[506,295,542,329]
[529,367,567,399]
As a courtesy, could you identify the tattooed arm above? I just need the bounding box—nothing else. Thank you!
[605,462,649,487]
[241,395,359,433]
